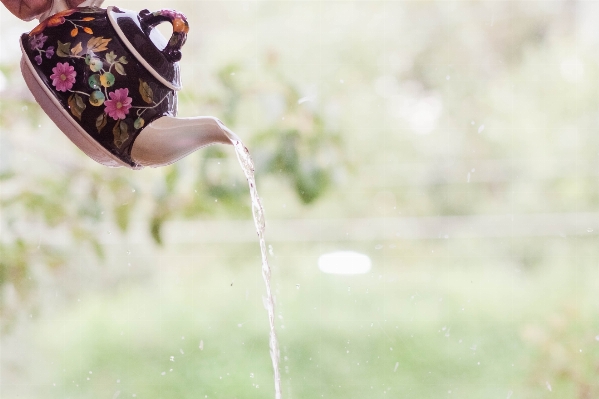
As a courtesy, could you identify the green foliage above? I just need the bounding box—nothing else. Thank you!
[144,58,346,243]
[0,40,346,319]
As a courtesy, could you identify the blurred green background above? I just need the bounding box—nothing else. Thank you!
[1,1,598,398]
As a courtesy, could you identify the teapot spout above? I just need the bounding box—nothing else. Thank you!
[131,116,240,168]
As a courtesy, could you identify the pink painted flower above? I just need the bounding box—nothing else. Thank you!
[104,88,132,120]
[50,62,76,92]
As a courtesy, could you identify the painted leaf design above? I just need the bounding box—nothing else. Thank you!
[112,120,129,148]
[82,17,95,21]
[83,27,93,34]
[71,42,83,56]
[118,56,128,64]
[106,51,117,64]
[87,37,112,53]
[68,94,86,121]
[139,79,153,104]
[75,94,86,109]
[96,113,107,132]
[70,28,78,37]
[57,41,71,57]
[114,63,126,76]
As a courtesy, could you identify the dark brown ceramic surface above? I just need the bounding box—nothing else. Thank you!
[20,7,187,168]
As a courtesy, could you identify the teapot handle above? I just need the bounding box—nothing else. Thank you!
[139,9,189,62]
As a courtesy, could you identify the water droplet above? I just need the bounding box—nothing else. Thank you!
[296,284,300,289]
[132,189,135,192]
[126,250,131,255]
[595,335,599,341]
[478,124,485,133]
[170,356,174,362]
[161,371,166,376]
[587,228,594,232]
[250,373,254,378]
[199,340,204,350]
[446,75,450,80]
[546,381,552,391]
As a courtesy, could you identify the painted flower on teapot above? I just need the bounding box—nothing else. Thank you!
[20,5,185,166]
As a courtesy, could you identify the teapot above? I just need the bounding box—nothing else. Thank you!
[20,0,238,169]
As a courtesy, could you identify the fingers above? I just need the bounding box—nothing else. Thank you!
[66,0,86,8]
[1,0,92,21]
[0,0,51,20]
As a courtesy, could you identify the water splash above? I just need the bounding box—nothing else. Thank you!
[232,140,282,399]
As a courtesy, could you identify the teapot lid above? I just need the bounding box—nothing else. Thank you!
[107,6,189,91]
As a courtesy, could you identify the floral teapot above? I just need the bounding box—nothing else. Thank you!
[20,0,238,169]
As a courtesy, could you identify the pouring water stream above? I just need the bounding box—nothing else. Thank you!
[232,139,282,399]
[135,118,283,397]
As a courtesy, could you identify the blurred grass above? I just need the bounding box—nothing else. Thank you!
[3,237,591,399]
